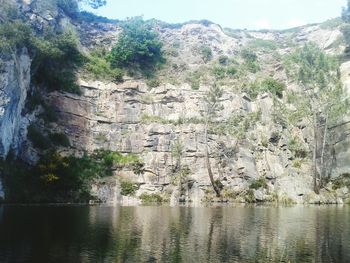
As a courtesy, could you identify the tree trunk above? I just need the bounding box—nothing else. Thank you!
[204,121,221,197]
[313,112,319,194]
[319,113,328,188]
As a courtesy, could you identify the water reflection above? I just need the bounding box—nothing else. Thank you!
[0,205,349,262]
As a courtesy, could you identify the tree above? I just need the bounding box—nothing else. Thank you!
[202,84,224,196]
[109,17,164,71]
[81,0,106,9]
[284,44,349,193]
[342,0,350,23]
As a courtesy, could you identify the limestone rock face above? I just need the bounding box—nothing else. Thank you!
[38,20,350,204]
[0,50,31,158]
[2,5,350,204]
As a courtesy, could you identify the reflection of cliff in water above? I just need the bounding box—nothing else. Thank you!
[0,205,349,262]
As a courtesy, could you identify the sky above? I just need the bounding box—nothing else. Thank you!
[85,0,347,30]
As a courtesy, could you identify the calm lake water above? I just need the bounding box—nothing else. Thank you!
[0,205,349,263]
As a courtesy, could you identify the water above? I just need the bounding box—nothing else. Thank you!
[0,205,349,263]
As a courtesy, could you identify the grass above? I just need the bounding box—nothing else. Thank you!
[139,193,165,204]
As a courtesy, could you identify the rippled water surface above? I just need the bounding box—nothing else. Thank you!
[0,205,349,262]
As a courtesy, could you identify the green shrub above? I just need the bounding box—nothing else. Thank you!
[120,180,138,196]
[249,178,267,190]
[0,20,32,54]
[288,136,308,159]
[32,30,84,94]
[226,66,237,76]
[200,45,213,62]
[40,103,58,123]
[49,133,70,147]
[218,55,229,65]
[84,49,124,82]
[212,66,226,79]
[292,159,302,168]
[248,39,278,51]
[245,78,285,99]
[245,189,255,203]
[109,17,164,71]
[27,125,51,150]
[261,78,285,98]
[186,71,202,90]
[146,78,160,88]
[139,193,164,203]
[241,49,257,63]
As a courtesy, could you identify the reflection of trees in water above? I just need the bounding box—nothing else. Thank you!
[1,206,350,262]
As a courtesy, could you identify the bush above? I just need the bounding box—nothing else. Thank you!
[212,66,226,79]
[84,49,124,82]
[226,66,237,76]
[241,49,257,63]
[146,78,160,88]
[249,178,267,190]
[109,17,164,71]
[200,45,213,62]
[218,55,229,65]
[32,30,84,94]
[139,193,164,203]
[261,78,285,98]
[120,180,138,196]
[49,133,70,147]
[248,39,278,51]
[288,136,308,159]
[27,125,51,150]
[0,20,32,54]
[245,78,285,99]
[1,150,142,203]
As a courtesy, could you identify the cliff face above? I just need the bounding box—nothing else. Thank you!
[0,50,31,158]
[36,21,349,204]
[1,2,350,204]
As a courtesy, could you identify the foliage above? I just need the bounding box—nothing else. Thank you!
[241,49,257,63]
[109,17,164,72]
[342,0,350,23]
[320,18,343,30]
[332,173,350,190]
[49,133,70,147]
[139,193,165,204]
[284,43,349,192]
[146,78,160,88]
[241,49,260,73]
[32,30,84,94]
[247,39,278,51]
[0,20,32,54]
[212,66,226,79]
[186,70,202,90]
[244,189,255,203]
[2,150,142,203]
[216,110,261,138]
[249,178,267,190]
[83,48,124,82]
[218,55,229,65]
[288,136,308,159]
[245,78,285,99]
[120,180,138,196]
[27,125,51,150]
[200,45,213,63]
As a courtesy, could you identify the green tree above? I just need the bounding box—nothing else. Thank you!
[342,0,350,23]
[202,84,224,196]
[284,44,349,192]
[109,17,164,71]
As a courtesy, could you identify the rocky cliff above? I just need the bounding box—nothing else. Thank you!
[1,1,350,204]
